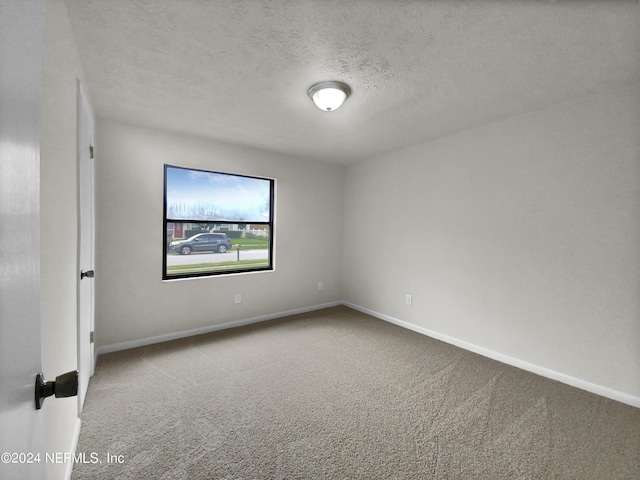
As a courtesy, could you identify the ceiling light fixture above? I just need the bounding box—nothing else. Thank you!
[308,81,351,112]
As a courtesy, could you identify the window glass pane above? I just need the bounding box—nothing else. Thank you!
[166,166,271,222]
[166,222,271,277]
[164,165,274,279]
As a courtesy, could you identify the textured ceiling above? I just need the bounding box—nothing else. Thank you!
[64,0,639,165]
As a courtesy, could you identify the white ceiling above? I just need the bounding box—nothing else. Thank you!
[64,0,639,165]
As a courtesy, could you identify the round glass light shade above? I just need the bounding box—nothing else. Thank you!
[308,81,351,112]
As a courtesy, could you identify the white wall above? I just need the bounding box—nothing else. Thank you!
[344,83,640,400]
[95,120,344,347]
[41,0,87,478]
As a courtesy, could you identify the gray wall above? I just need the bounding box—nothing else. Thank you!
[41,0,87,478]
[344,83,640,400]
[95,120,344,347]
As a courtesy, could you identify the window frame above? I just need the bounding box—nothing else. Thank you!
[162,164,275,280]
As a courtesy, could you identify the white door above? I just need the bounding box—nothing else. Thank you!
[77,82,95,412]
[0,1,46,479]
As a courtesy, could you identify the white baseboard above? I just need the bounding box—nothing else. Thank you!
[64,417,82,480]
[96,301,341,356]
[342,302,640,409]
[95,300,639,409]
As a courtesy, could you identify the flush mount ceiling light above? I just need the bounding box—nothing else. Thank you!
[308,81,351,112]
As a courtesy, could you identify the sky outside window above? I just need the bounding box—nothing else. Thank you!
[166,166,271,222]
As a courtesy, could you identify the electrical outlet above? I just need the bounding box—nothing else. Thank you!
[318,281,324,291]
[234,293,242,304]
[405,294,412,306]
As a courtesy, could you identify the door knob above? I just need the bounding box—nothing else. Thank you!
[35,370,78,410]
[80,270,94,279]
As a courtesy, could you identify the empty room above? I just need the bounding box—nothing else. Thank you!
[1,1,639,479]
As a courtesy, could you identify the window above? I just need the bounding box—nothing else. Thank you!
[163,165,274,279]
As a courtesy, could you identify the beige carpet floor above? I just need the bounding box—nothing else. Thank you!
[72,306,640,479]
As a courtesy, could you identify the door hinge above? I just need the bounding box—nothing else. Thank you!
[90,331,94,343]
[89,145,94,159]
